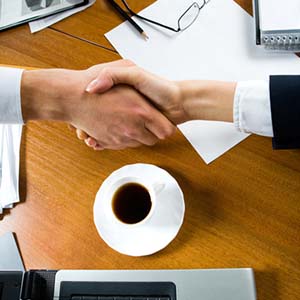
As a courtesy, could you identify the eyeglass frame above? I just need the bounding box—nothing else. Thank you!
[120,0,210,33]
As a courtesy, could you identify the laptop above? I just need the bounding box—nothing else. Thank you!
[0,268,256,300]
[0,0,88,31]
[0,233,256,300]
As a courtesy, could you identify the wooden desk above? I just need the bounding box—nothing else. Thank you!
[49,0,252,50]
[0,1,299,300]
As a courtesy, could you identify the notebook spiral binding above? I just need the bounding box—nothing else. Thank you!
[261,30,300,51]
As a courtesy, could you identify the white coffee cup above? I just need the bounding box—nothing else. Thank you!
[94,164,185,256]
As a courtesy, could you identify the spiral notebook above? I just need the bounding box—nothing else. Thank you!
[253,0,300,51]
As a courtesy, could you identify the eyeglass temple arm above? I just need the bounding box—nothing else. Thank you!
[133,13,180,32]
[121,0,179,32]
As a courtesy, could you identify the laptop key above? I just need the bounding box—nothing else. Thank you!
[82,297,98,300]
[71,297,82,300]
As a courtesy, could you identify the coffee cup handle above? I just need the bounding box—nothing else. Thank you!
[153,182,165,195]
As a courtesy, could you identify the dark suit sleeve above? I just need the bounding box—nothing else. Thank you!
[270,75,300,149]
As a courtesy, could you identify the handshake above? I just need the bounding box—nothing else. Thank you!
[21,59,236,150]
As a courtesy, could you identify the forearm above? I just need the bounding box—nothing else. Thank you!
[21,69,78,122]
[178,80,236,123]
[177,79,274,138]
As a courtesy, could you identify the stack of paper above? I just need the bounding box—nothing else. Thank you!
[29,0,96,33]
[0,125,22,215]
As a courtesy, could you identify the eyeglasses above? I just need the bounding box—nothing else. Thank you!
[114,0,210,33]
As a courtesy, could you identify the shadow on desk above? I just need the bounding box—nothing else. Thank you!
[255,270,280,300]
[153,166,222,256]
[19,125,27,204]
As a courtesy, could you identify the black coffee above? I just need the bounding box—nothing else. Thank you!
[112,183,152,224]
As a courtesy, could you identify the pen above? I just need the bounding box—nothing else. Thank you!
[107,0,149,40]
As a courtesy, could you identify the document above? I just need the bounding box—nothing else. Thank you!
[105,0,300,164]
[29,0,95,33]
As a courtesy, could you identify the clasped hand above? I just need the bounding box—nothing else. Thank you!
[73,59,235,150]
[71,59,188,151]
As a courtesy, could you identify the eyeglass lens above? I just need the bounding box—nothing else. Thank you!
[178,2,201,31]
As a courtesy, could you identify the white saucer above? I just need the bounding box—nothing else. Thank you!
[93,164,185,256]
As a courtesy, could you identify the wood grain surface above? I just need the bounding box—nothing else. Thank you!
[50,0,155,51]
[0,1,299,300]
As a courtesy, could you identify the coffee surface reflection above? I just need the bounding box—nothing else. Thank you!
[112,183,152,224]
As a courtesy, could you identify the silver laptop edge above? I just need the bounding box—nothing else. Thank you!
[54,268,256,300]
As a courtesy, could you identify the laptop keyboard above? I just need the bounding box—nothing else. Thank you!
[60,281,176,300]
[71,297,170,300]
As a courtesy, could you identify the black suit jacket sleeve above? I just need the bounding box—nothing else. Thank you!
[270,75,300,149]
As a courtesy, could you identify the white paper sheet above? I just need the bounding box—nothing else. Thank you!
[29,0,96,33]
[0,124,22,214]
[259,0,300,31]
[179,121,249,163]
[0,232,25,271]
[105,0,300,164]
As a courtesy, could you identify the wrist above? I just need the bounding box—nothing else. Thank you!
[21,69,77,122]
[178,80,236,122]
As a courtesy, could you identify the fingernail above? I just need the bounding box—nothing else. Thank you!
[85,79,99,92]
[85,138,94,147]
[88,137,97,147]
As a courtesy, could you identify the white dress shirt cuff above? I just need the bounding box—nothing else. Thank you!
[234,80,274,137]
[0,67,24,124]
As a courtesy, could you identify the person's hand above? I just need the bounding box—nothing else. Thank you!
[85,65,236,125]
[78,64,187,148]
[75,63,236,146]
[21,60,176,150]
[85,65,188,124]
